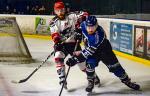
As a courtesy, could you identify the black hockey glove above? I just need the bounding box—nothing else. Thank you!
[54,42,65,51]
[74,29,82,42]
[66,56,79,67]
[66,53,86,67]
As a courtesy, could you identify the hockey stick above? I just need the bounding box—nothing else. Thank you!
[59,40,79,96]
[11,51,54,84]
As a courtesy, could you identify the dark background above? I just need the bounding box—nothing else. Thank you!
[0,0,149,15]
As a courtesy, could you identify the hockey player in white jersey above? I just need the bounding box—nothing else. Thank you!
[49,1,100,89]
[66,16,140,92]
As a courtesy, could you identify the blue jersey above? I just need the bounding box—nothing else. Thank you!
[80,21,106,59]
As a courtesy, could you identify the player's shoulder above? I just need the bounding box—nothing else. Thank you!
[68,11,83,16]
[49,16,59,26]
[97,25,104,32]
[67,12,76,17]
[81,22,87,33]
[81,21,86,28]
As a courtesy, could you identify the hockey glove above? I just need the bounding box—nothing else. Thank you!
[66,53,86,67]
[66,56,79,67]
[74,29,82,42]
[54,42,65,51]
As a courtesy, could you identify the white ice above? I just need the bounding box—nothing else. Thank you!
[0,38,150,96]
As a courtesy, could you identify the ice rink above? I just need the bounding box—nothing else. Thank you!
[0,38,150,96]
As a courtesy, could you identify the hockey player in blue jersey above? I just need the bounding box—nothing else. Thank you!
[66,16,140,92]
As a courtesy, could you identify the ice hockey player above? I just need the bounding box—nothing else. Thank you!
[66,16,140,92]
[49,1,100,89]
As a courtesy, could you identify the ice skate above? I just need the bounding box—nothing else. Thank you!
[60,80,68,90]
[94,75,100,87]
[122,78,140,90]
[86,78,94,92]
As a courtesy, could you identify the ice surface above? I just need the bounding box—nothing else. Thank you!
[0,38,150,96]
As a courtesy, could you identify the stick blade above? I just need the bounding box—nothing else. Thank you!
[11,80,19,84]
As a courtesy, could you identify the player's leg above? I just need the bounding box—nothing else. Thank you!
[86,64,95,92]
[54,51,67,89]
[85,57,100,92]
[77,57,100,87]
[94,73,100,87]
[106,61,140,90]
[101,39,140,90]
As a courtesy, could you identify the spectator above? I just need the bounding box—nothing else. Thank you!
[3,5,10,14]
[11,8,17,14]
[34,5,39,15]
[24,5,31,14]
[31,6,36,15]
[39,5,46,15]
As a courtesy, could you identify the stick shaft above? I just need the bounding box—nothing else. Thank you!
[18,51,54,83]
[59,41,79,96]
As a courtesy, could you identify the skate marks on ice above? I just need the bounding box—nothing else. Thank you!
[21,88,78,96]
[21,90,51,94]
[87,90,142,96]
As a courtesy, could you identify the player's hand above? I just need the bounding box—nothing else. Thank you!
[75,33,82,41]
[66,57,78,67]
[74,29,82,42]
[54,42,64,51]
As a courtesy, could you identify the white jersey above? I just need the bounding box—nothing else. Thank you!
[50,11,86,43]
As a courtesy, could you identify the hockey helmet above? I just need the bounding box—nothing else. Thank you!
[85,16,97,26]
[85,16,98,34]
[54,1,65,10]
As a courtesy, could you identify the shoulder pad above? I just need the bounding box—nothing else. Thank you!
[49,16,58,26]
[67,12,75,15]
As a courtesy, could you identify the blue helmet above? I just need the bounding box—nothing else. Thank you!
[85,16,97,26]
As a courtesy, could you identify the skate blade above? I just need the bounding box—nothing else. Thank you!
[87,92,92,96]
[95,83,101,88]
[87,91,95,96]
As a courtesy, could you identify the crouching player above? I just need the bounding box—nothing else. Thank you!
[66,16,140,92]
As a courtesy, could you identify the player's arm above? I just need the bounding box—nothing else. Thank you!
[50,20,64,51]
[49,19,61,43]
[73,11,89,42]
[75,11,89,29]
[66,39,102,67]
[82,28,105,59]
